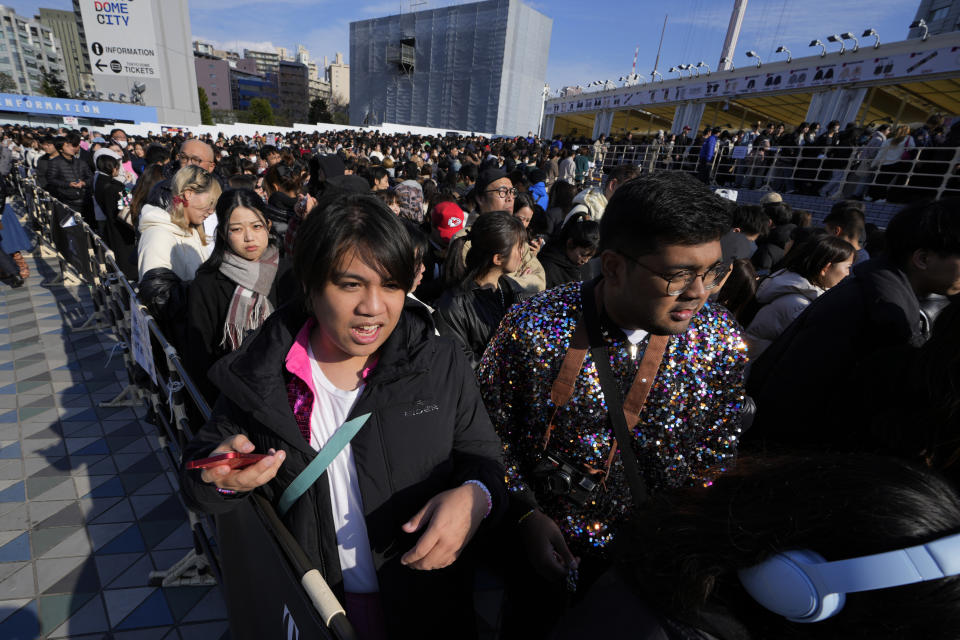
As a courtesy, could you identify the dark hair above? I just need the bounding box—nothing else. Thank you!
[228,174,257,190]
[402,160,419,181]
[615,453,960,639]
[885,198,960,266]
[513,191,535,214]
[362,165,389,189]
[716,258,758,321]
[600,172,731,256]
[129,163,165,228]
[548,180,576,214]
[781,231,854,287]
[294,193,416,296]
[444,211,525,287]
[560,213,600,251]
[824,204,866,245]
[145,143,169,165]
[791,209,813,228]
[606,163,642,185]
[197,189,271,275]
[763,201,793,227]
[406,222,430,265]
[259,145,279,160]
[265,162,303,195]
[95,154,120,176]
[731,204,767,237]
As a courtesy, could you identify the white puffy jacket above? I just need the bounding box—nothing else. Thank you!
[137,204,207,282]
[745,269,824,358]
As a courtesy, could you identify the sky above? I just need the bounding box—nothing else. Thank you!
[6,0,921,92]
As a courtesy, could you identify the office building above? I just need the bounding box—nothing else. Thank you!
[36,8,94,97]
[0,7,68,96]
[244,48,280,77]
[278,59,309,122]
[327,51,349,105]
[194,51,232,111]
[911,0,960,37]
[349,0,551,134]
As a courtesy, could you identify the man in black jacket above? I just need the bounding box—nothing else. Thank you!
[745,198,960,451]
[45,133,92,214]
[180,194,505,638]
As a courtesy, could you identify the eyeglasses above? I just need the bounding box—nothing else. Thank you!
[177,152,210,166]
[486,186,519,199]
[622,254,732,296]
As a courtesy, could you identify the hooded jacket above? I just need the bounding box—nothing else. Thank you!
[745,258,929,451]
[529,180,549,210]
[538,241,587,290]
[180,300,506,635]
[137,204,208,282]
[744,269,824,357]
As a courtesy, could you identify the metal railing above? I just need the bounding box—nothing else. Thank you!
[10,168,355,640]
[594,142,960,201]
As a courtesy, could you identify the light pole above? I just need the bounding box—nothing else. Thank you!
[745,50,761,68]
[809,39,826,57]
[841,32,859,53]
[861,29,880,48]
[826,34,845,54]
[538,83,550,139]
[910,19,929,41]
[775,45,792,63]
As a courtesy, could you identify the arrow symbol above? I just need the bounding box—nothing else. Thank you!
[95,59,107,72]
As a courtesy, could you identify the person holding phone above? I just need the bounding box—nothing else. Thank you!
[180,193,506,640]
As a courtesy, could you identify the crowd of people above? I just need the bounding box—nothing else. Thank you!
[2,120,960,640]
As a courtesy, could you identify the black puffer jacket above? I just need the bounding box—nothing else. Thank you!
[138,267,190,351]
[180,299,506,637]
[538,242,586,290]
[434,275,525,368]
[745,257,929,451]
[45,154,92,210]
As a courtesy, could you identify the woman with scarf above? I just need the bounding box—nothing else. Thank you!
[185,188,297,402]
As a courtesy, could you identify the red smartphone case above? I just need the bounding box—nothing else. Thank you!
[185,452,268,470]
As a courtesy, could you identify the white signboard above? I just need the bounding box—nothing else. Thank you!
[62,116,78,127]
[78,0,160,81]
[130,298,157,386]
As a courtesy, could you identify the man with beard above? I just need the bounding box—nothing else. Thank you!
[477,171,746,638]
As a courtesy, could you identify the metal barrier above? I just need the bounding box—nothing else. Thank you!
[9,168,356,640]
[597,142,960,201]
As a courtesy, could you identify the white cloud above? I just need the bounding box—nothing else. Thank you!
[194,36,279,55]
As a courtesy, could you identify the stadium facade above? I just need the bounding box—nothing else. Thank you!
[349,0,552,136]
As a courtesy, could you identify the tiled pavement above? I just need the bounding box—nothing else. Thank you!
[0,252,230,639]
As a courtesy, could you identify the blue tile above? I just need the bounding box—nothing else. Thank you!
[115,589,173,630]
[0,442,21,459]
[82,476,125,499]
[0,600,39,639]
[0,410,17,423]
[72,439,110,456]
[0,482,25,502]
[61,408,98,422]
[0,362,13,370]
[97,524,144,555]
[0,532,30,562]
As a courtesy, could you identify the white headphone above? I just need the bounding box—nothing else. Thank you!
[739,532,960,622]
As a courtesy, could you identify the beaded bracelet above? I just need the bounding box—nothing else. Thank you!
[462,480,492,519]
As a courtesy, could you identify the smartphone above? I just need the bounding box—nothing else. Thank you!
[185,452,268,471]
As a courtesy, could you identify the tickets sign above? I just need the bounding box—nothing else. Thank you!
[78,0,160,81]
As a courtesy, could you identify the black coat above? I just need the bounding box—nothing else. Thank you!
[45,154,93,211]
[184,257,297,402]
[434,275,524,368]
[264,191,296,244]
[538,242,586,290]
[745,258,929,451]
[180,300,506,636]
[93,173,137,281]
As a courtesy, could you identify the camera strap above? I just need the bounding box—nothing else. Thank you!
[546,279,668,505]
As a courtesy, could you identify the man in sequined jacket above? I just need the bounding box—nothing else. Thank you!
[477,172,747,633]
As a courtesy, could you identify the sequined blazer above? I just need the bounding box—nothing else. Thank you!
[477,281,747,555]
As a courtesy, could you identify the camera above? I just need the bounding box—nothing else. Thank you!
[531,450,600,507]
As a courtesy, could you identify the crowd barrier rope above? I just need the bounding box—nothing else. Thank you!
[9,167,355,640]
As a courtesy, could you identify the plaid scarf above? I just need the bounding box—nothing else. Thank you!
[219,245,279,351]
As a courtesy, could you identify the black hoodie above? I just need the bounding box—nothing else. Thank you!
[745,257,929,451]
[180,298,506,636]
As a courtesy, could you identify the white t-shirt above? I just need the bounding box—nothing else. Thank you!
[307,344,379,593]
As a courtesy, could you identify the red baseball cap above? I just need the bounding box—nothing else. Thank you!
[431,202,465,241]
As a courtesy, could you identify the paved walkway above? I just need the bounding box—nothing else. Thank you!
[0,251,230,639]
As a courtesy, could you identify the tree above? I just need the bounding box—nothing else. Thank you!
[308,97,333,124]
[246,98,275,126]
[40,69,69,98]
[0,72,15,93]
[198,87,214,125]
